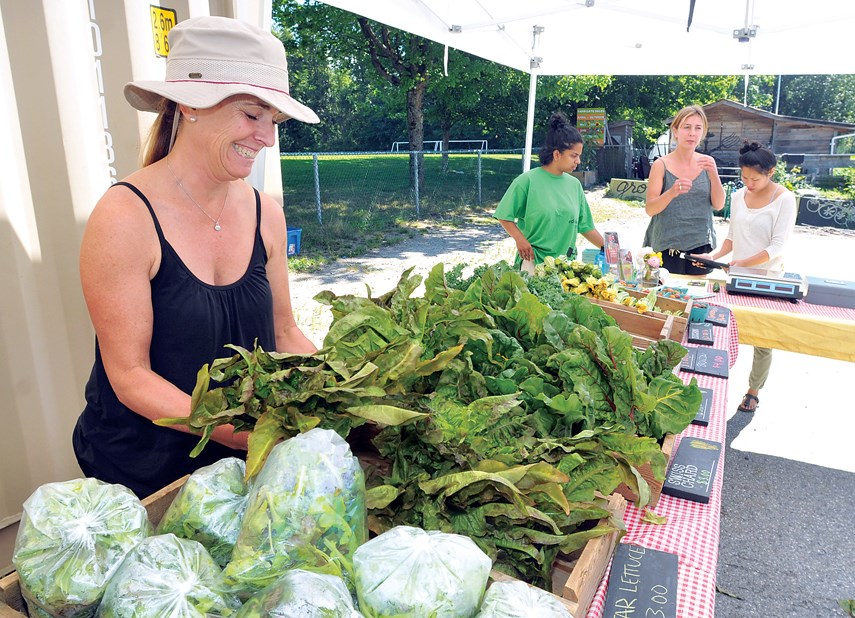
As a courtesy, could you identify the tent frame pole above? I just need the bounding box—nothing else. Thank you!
[523,71,538,172]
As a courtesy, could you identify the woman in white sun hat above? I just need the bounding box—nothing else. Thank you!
[72,16,319,498]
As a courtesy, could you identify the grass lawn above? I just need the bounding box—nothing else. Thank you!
[281,152,527,271]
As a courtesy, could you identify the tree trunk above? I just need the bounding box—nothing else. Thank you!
[407,82,426,203]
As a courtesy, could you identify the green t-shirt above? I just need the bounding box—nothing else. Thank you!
[494,167,595,265]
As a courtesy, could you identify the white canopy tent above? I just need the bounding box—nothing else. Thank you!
[319,0,855,168]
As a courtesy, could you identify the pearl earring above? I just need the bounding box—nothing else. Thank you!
[187,115,197,123]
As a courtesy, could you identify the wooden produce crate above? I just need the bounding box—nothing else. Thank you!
[614,433,676,508]
[625,289,692,342]
[489,492,626,617]
[357,447,626,617]
[1,473,626,618]
[590,292,692,348]
[590,301,677,349]
[0,476,188,617]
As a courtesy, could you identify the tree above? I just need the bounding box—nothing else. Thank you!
[274,0,408,151]
[355,17,443,189]
[777,75,855,123]
[586,75,740,147]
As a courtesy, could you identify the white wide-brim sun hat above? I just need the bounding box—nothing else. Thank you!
[124,15,319,124]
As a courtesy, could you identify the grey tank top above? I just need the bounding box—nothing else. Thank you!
[643,168,716,252]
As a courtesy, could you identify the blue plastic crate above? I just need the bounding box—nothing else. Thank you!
[287,227,302,256]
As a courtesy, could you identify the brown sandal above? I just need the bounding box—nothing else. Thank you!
[737,393,759,413]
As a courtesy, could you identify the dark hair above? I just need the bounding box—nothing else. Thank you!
[538,112,583,165]
[142,99,180,167]
[738,142,777,173]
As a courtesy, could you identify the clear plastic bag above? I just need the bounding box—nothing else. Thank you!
[224,428,367,596]
[353,526,492,618]
[155,457,249,567]
[475,581,572,618]
[95,533,241,617]
[12,478,151,618]
[235,569,364,618]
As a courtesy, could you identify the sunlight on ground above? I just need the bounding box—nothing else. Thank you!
[727,344,855,473]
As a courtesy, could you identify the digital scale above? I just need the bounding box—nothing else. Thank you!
[725,267,808,301]
[679,254,808,301]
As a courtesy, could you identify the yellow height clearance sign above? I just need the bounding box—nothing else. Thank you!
[577,108,606,146]
[151,5,177,57]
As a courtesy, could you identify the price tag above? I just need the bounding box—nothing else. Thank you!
[705,305,730,327]
[151,6,178,57]
[603,544,678,618]
[681,347,729,378]
[692,387,714,426]
[662,438,721,503]
[687,322,715,345]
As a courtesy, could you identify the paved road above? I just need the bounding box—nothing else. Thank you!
[717,401,855,617]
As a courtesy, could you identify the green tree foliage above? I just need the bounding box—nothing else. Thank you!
[274,0,409,151]
[776,75,855,123]
[728,74,776,110]
[273,2,855,155]
[581,75,738,147]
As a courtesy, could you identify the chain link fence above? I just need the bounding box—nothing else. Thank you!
[279,149,539,261]
[280,149,528,226]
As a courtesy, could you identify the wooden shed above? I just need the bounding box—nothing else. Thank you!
[667,100,855,167]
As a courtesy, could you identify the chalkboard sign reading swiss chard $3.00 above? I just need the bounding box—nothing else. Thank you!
[602,544,678,618]
[662,437,722,503]
[692,387,714,426]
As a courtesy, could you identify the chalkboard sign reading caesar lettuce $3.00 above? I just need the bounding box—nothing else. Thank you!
[662,438,722,503]
[602,544,678,618]
[692,387,714,426]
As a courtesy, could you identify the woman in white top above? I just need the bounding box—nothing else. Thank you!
[694,142,798,413]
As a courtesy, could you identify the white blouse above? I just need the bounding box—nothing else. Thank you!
[726,187,798,275]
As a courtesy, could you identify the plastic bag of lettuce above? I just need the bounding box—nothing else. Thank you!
[353,526,492,618]
[236,569,363,618]
[12,478,151,618]
[96,533,241,617]
[155,457,249,567]
[475,581,572,617]
[224,428,366,597]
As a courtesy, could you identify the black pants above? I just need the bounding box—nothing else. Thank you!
[661,244,714,275]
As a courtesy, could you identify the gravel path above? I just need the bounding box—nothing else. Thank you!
[290,188,651,344]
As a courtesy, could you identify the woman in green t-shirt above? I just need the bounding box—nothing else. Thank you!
[494,112,604,266]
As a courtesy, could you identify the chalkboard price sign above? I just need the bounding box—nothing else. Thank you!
[602,543,678,618]
[687,322,715,345]
[691,387,714,426]
[679,347,697,372]
[680,347,729,378]
[662,437,722,503]
[705,305,730,327]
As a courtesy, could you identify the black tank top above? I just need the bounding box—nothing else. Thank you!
[73,182,276,497]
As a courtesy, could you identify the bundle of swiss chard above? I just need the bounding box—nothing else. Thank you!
[167,262,700,588]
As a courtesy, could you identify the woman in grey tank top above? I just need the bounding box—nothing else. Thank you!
[643,105,726,275]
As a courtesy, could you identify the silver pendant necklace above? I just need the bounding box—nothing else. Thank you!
[166,157,230,231]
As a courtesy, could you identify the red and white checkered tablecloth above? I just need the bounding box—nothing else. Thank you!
[709,290,855,321]
[586,311,734,618]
